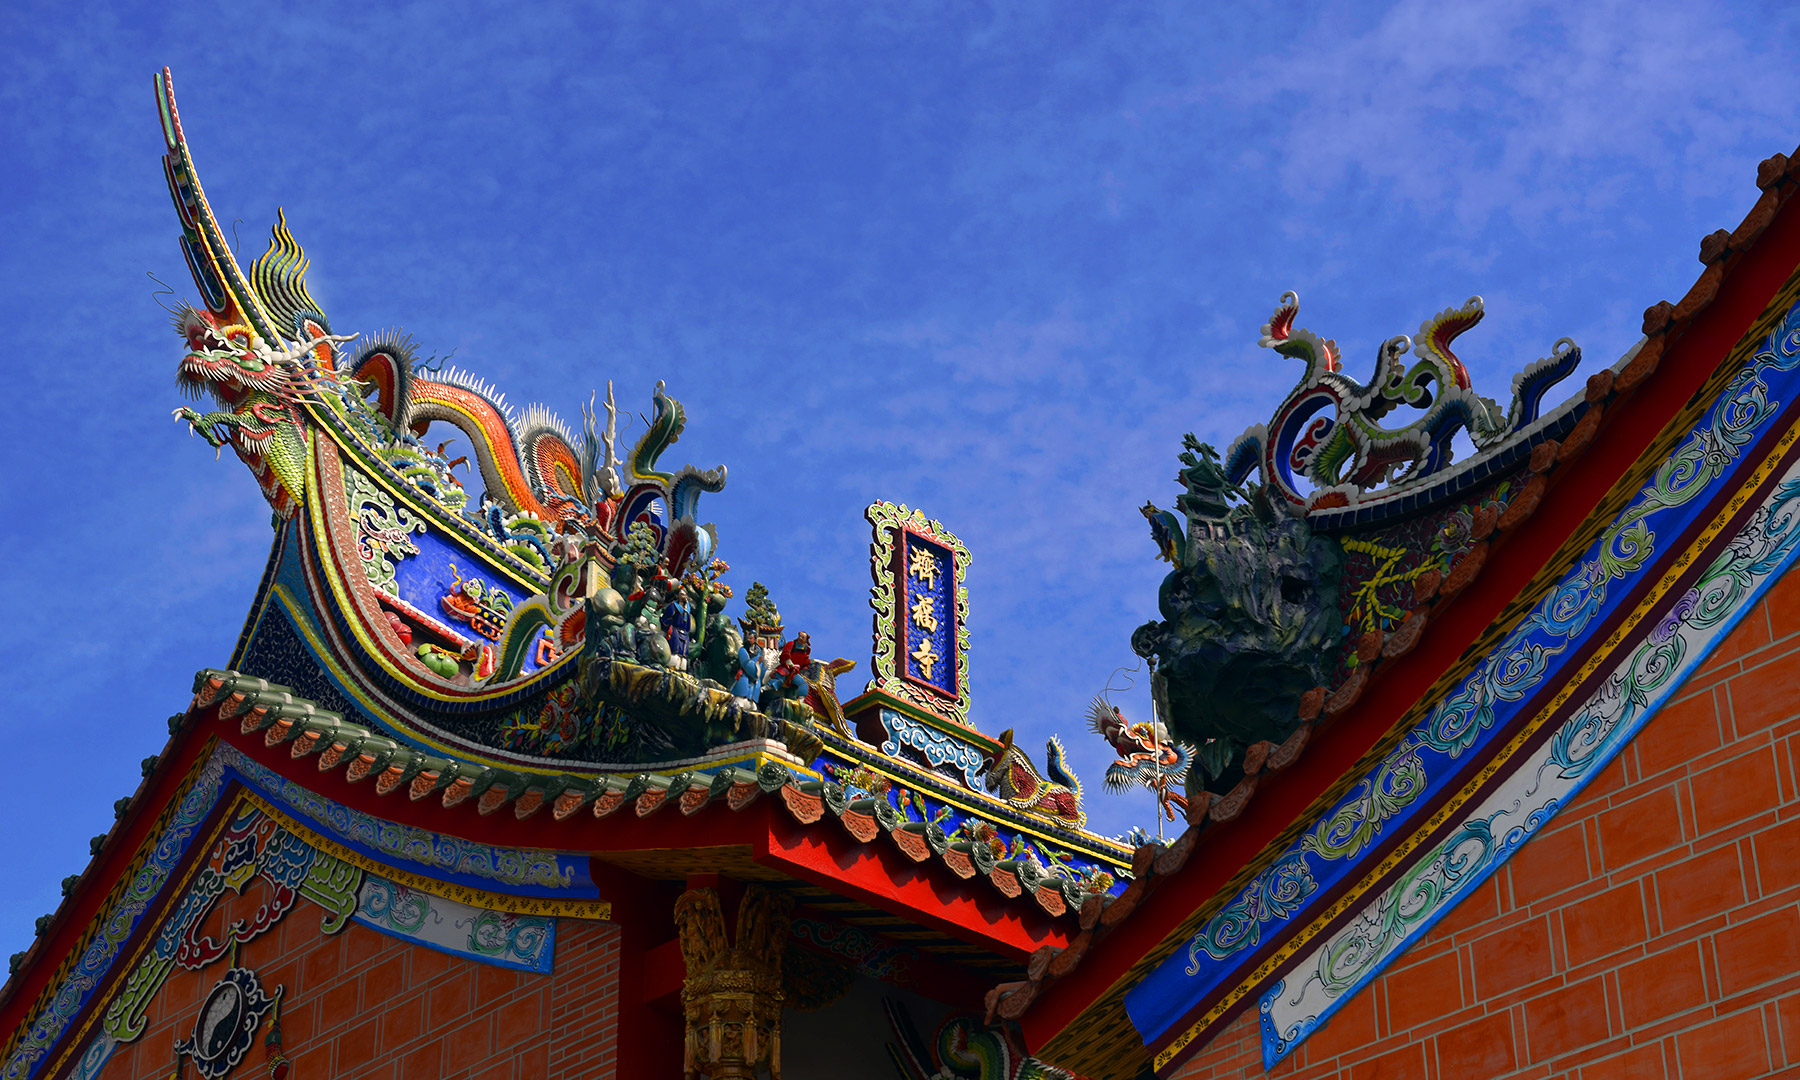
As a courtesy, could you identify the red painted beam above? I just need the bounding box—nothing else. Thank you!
[586,859,683,1078]
[1021,184,1800,1055]
[5,693,1065,1069]
[758,807,1069,960]
[640,937,685,1009]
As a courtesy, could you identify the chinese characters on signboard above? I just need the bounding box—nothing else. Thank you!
[864,502,972,724]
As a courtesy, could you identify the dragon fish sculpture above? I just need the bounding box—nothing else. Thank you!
[1223,291,1578,512]
[1135,292,1579,797]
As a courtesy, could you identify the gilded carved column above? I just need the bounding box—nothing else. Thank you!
[673,884,794,1079]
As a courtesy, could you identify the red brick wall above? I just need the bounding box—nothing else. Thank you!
[1173,572,1800,1080]
[99,882,619,1080]
[550,917,621,1078]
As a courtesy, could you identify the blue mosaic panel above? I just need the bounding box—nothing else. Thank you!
[389,527,548,675]
[900,532,956,697]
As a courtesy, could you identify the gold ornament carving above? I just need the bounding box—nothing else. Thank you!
[673,885,795,1079]
[864,501,973,724]
[908,548,941,589]
[910,638,940,680]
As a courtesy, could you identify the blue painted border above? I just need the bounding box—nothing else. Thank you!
[1258,473,1800,1066]
[219,746,595,899]
[1126,294,1800,1048]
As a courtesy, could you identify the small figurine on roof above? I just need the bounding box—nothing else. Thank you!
[979,729,1087,830]
[659,587,692,667]
[626,573,675,669]
[1088,693,1193,822]
[680,557,733,655]
[803,656,858,738]
[583,582,628,659]
[731,637,767,706]
[732,581,783,706]
[764,631,813,708]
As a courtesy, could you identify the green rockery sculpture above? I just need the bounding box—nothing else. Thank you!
[1132,437,1344,797]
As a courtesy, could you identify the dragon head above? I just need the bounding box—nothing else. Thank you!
[174,306,323,409]
[158,69,354,518]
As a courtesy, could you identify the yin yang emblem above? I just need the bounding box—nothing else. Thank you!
[175,968,278,1079]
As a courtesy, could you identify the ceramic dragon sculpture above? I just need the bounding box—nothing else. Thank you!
[1132,441,1344,796]
[157,68,724,575]
[1087,696,1194,822]
[1223,291,1579,512]
[1132,293,1581,795]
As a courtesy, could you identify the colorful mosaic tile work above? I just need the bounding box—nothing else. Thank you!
[219,744,590,896]
[1129,292,1800,1055]
[1261,410,1800,1065]
[3,739,600,1080]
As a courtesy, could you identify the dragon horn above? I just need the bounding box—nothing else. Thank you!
[156,68,282,346]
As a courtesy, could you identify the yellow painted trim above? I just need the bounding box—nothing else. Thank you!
[245,593,824,785]
[267,582,595,776]
[302,439,582,706]
[308,415,548,593]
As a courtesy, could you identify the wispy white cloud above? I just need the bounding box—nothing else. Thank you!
[1204,0,1800,227]
[2,0,1797,949]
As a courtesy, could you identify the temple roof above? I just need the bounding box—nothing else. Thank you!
[990,142,1800,1075]
[15,63,1800,1080]
[183,666,1096,928]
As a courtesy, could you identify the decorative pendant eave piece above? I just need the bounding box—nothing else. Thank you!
[1224,292,1580,519]
[865,502,972,725]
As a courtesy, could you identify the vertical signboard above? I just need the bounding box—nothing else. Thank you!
[864,502,972,724]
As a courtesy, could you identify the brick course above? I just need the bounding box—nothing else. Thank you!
[1173,578,1800,1079]
[98,887,619,1080]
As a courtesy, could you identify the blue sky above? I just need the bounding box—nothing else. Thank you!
[3,0,1798,957]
